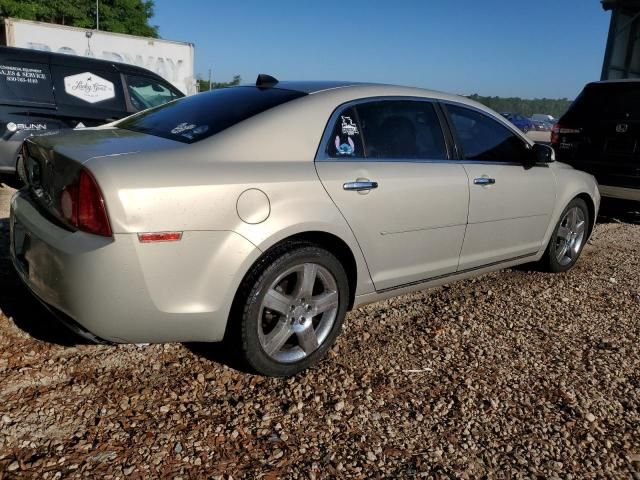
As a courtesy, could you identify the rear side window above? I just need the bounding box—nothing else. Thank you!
[0,60,54,106]
[447,104,530,162]
[125,74,182,111]
[356,100,447,159]
[51,65,126,112]
[117,86,306,143]
[563,83,640,123]
[325,100,448,160]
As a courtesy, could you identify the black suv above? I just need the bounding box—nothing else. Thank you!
[0,46,183,176]
[552,80,640,202]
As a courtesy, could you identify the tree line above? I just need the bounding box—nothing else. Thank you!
[467,94,573,118]
[0,0,158,37]
[196,74,241,92]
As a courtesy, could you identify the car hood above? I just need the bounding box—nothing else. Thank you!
[28,126,185,164]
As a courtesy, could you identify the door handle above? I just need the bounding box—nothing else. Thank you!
[343,181,378,191]
[473,177,496,186]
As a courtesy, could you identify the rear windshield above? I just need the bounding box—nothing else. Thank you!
[564,83,640,123]
[116,86,306,143]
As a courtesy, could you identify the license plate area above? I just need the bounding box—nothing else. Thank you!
[604,136,637,154]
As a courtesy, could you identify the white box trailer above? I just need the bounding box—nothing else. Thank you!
[0,17,195,95]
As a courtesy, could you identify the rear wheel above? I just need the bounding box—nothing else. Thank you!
[235,243,349,377]
[539,198,590,273]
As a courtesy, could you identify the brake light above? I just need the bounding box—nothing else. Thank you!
[551,124,580,144]
[60,169,112,237]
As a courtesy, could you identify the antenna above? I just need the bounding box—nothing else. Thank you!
[256,74,278,89]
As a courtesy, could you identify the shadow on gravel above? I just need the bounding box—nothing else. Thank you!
[0,213,87,346]
[0,175,22,190]
[597,198,640,225]
[185,342,255,375]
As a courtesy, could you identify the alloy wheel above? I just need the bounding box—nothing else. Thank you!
[257,262,339,363]
[555,206,586,266]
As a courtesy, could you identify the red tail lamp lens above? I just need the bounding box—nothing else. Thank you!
[60,169,112,237]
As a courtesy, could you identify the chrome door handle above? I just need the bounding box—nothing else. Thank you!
[473,177,496,185]
[343,181,378,191]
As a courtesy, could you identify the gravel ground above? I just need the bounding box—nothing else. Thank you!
[0,183,639,479]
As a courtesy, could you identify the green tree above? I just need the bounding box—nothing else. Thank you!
[467,94,573,119]
[0,0,158,37]
[196,74,241,92]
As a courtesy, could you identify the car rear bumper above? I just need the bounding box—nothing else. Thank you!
[598,184,640,201]
[10,190,261,343]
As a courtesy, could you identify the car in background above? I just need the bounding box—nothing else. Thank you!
[532,113,558,125]
[530,119,553,131]
[11,77,599,376]
[501,113,534,133]
[0,46,184,176]
[552,80,639,202]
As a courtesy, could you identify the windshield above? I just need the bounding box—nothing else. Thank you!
[116,86,306,143]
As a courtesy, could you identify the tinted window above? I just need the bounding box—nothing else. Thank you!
[0,60,54,106]
[563,83,640,123]
[356,100,447,159]
[448,104,529,162]
[125,74,181,111]
[51,65,125,112]
[117,86,306,144]
[325,107,364,158]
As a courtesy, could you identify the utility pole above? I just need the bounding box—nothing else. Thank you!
[208,68,212,91]
[96,0,100,30]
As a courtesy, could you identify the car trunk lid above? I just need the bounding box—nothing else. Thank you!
[19,127,184,228]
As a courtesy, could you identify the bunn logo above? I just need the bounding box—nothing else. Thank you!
[19,123,48,131]
[6,122,48,132]
[615,123,629,133]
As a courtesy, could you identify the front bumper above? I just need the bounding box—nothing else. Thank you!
[10,190,261,343]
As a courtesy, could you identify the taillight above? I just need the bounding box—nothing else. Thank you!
[60,169,112,237]
[551,124,580,145]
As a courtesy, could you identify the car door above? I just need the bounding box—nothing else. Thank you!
[444,103,556,270]
[315,99,469,291]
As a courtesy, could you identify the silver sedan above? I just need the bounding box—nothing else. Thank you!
[10,76,600,376]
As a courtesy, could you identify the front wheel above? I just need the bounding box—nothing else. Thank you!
[539,198,590,273]
[236,243,349,377]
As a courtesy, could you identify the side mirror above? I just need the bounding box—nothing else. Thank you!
[532,143,555,164]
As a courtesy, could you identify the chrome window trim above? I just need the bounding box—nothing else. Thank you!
[315,95,453,163]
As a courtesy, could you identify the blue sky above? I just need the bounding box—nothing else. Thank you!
[153,0,610,99]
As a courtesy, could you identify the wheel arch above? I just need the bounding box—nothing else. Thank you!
[225,230,361,341]
[276,231,359,310]
[575,192,596,241]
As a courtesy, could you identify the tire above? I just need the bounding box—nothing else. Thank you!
[234,242,349,377]
[539,198,590,273]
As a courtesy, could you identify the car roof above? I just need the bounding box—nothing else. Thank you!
[253,80,480,105]
[586,79,640,87]
[262,81,368,94]
[0,46,165,79]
